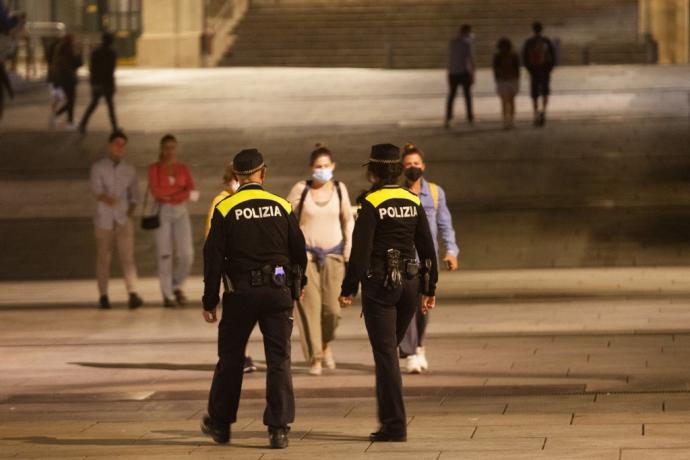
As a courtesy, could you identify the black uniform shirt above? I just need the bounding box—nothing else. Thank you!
[203,183,308,310]
[341,185,438,297]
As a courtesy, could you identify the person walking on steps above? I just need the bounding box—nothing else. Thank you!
[398,142,459,374]
[445,24,475,128]
[78,32,119,135]
[523,21,556,127]
[339,143,438,443]
[287,144,355,376]
[493,38,521,130]
[51,33,82,129]
[201,148,308,449]
[0,58,12,121]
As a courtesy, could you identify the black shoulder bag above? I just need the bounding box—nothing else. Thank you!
[140,188,160,230]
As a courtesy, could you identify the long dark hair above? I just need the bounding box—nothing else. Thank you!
[368,162,403,188]
[356,162,403,205]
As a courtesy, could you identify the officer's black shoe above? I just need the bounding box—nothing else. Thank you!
[369,430,407,442]
[268,426,289,449]
[128,293,143,309]
[173,289,187,306]
[99,295,111,309]
[163,297,176,308]
[200,415,230,444]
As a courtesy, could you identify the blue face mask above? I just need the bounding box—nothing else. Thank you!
[312,168,334,183]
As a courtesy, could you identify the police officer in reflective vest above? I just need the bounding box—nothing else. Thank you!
[339,143,438,442]
[201,148,308,449]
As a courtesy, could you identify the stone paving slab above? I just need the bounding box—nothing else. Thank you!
[621,448,690,460]
[440,450,620,460]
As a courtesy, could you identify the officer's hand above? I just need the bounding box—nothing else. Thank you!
[443,255,458,271]
[202,308,217,323]
[338,296,353,308]
[421,296,436,315]
[300,289,305,300]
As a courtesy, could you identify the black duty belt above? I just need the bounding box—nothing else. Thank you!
[368,249,421,290]
[228,264,303,301]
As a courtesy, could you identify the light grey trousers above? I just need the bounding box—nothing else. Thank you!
[154,203,194,300]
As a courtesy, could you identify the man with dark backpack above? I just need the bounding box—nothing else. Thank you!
[522,21,555,127]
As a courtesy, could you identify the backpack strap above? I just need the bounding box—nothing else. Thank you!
[333,179,343,209]
[428,182,439,210]
[297,180,312,221]
[298,180,345,220]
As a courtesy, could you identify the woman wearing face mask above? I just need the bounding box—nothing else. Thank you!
[399,142,460,374]
[287,144,355,376]
[148,134,197,307]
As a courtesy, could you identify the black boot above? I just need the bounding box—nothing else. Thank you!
[99,295,111,309]
[269,426,289,449]
[369,429,407,442]
[200,415,230,444]
[128,293,143,309]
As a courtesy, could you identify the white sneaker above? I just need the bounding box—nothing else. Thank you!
[406,354,422,374]
[323,347,336,370]
[416,346,428,371]
[309,360,322,376]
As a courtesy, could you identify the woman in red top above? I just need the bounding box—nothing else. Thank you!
[147,134,197,306]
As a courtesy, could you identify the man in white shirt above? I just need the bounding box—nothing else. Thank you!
[89,131,143,309]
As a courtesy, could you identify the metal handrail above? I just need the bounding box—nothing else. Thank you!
[203,0,249,66]
[26,21,66,37]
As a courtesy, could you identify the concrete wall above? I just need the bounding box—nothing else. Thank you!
[640,0,690,63]
[137,0,203,67]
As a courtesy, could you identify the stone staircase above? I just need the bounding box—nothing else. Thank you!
[220,0,650,68]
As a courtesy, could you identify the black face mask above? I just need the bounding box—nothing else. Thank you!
[404,167,424,182]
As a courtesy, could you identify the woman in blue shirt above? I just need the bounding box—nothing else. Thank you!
[400,142,459,373]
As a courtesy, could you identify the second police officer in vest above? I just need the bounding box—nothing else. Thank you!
[339,144,438,442]
[200,149,308,449]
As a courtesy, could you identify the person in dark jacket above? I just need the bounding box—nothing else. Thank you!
[79,32,118,134]
[52,34,82,128]
[493,37,520,129]
[522,22,556,127]
[0,59,13,121]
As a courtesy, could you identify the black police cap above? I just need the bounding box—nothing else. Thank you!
[362,143,401,166]
[232,148,265,175]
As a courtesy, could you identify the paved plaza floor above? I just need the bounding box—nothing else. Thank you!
[1,65,690,458]
[3,269,690,458]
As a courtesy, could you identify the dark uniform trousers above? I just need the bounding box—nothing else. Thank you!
[361,275,420,435]
[208,280,295,429]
